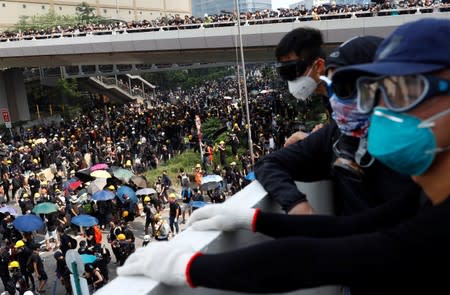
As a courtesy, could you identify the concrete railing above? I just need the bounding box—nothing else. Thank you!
[96,180,339,295]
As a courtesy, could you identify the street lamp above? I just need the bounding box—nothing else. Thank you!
[234,0,255,168]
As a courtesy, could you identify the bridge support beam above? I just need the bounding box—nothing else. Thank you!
[0,68,30,122]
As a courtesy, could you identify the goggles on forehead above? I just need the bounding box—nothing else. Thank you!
[275,60,309,81]
[356,74,450,114]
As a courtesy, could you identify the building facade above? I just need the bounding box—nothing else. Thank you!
[0,0,191,30]
[192,0,271,17]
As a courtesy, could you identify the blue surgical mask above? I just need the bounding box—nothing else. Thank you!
[368,107,450,176]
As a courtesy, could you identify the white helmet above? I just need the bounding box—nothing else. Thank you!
[143,235,151,242]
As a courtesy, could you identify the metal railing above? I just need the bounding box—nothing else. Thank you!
[1,6,448,43]
[96,180,339,295]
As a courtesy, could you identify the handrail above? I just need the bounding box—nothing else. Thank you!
[126,74,156,89]
[1,7,447,43]
[96,180,338,295]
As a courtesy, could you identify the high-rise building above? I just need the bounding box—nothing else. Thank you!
[192,0,271,17]
[0,0,191,30]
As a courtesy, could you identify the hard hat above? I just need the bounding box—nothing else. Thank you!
[122,211,129,218]
[34,192,40,199]
[22,193,29,198]
[144,196,151,202]
[108,185,115,190]
[32,159,38,164]
[143,235,150,242]
[168,193,177,200]
[15,240,25,248]
[125,160,132,167]
[195,164,201,168]
[8,261,20,269]
[117,233,126,241]
[230,162,237,166]
[24,291,34,295]
[219,140,225,145]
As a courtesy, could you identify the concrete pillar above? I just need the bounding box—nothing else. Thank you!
[0,68,30,122]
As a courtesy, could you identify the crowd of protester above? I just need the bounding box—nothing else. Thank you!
[0,72,307,294]
[1,0,448,41]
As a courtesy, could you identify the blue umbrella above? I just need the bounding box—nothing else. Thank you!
[71,214,98,227]
[62,177,80,191]
[92,190,115,201]
[245,171,256,181]
[13,214,44,232]
[80,254,97,264]
[191,201,207,209]
[116,185,138,204]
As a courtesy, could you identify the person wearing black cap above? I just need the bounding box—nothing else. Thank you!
[118,18,450,295]
[255,33,420,216]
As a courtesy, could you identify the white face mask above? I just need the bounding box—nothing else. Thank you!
[287,66,317,101]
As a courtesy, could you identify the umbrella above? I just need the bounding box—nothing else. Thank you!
[13,214,44,232]
[75,168,95,182]
[92,190,115,201]
[191,201,207,209]
[116,185,138,204]
[72,214,98,227]
[68,180,82,191]
[200,174,223,191]
[32,202,58,214]
[77,189,89,202]
[245,171,256,181]
[87,178,107,195]
[136,188,157,196]
[0,206,17,216]
[90,170,112,179]
[62,177,80,191]
[129,175,148,188]
[80,254,97,264]
[112,168,135,183]
[90,163,109,172]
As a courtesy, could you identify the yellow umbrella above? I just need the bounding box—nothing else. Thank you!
[90,170,112,178]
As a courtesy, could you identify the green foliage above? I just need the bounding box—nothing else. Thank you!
[76,2,97,24]
[143,151,201,188]
[15,9,78,32]
[201,117,224,142]
[57,78,81,99]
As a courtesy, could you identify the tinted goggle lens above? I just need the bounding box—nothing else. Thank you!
[332,81,356,100]
[357,75,428,113]
[276,60,308,81]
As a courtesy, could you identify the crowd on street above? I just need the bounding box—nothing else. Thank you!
[0,72,303,294]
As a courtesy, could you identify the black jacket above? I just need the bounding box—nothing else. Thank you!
[254,122,421,215]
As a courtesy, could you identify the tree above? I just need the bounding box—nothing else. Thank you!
[76,2,96,24]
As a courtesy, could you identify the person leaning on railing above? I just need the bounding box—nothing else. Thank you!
[117,18,450,295]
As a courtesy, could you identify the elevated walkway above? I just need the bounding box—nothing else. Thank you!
[97,180,338,295]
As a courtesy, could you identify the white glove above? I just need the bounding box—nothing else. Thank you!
[117,241,200,287]
[188,204,260,232]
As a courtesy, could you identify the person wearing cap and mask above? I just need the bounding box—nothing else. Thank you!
[256,33,420,216]
[117,18,450,294]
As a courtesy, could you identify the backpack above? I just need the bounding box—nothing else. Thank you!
[181,174,190,187]
[68,235,78,249]
[93,225,102,244]
[82,201,94,215]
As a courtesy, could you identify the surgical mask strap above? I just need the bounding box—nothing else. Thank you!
[418,108,450,128]
[355,137,375,168]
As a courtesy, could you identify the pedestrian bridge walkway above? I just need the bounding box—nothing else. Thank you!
[0,11,448,68]
[96,180,338,295]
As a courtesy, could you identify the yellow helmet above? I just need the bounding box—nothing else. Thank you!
[168,193,177,200]
[108,185,115,191]
[144,196,151,202]
[15,240,25,248]
[117,233,126,241]
[125,160,132,167]
[195,164,201,169]
[8,261,20,269]
[122,211,129,218]
[154,214,161,221]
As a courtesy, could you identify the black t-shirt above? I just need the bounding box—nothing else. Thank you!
[169,202,180,218]
[31,252,44,274]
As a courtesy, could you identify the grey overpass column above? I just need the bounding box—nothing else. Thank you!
[0,69,30,122]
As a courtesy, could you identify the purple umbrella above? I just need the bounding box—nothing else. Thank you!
[0,206,17,216]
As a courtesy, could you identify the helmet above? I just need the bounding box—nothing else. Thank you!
[122,211,129,218]
[8,261,20,269]
[117,233,126,241]
[108,185,115,191]
[125,160,132,167]
[143,235,150,242]
[168,193,177,200]
[154,214,161,221]
[195,164,201,169]
[219,140,225,145]
[34,192,40,199]
[24,291,34,295]
[15,240,25,248]
[144,196,151,203]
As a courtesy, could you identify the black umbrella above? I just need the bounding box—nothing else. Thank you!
[75,168,95,182]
